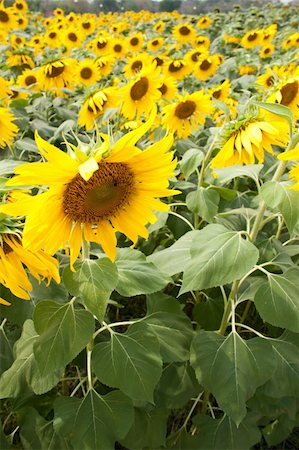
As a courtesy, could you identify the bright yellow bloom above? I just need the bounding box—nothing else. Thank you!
[74,59,101,86]
[0,107,18,149]
[211,112,289,168]
[194,55,220,81]
[278,147,299,189]
[260,44,275,59]
[172,23,196,44]
[126,33,144,52]
[78,88,120,130]
[197,16,213,29]
[241,30,262,49]
[123,53,153,79]
[267,77,299,119]
[37,59,74,93]
[1,108,178,270]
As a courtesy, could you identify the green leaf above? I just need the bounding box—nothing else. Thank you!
[179,148,204,180]
[261,181,299,233]
[0,286,34,325]
[54,390,134,450]
[120,406,168,450]
[255,268,299,332]
[186,188,220,222]
[191,413,261,450]
[155,362,200,409]
[0,326,19,375]
[75,258,118,321]
[143,312,194,362]
[263,339,299,398]
[115,248,170,296]
[146,293,183,315]
[191,331,276,425]
[33,300,94,376]
[263,414,297,446]
[92,322,162,402]
[148,230,198,276]
[0,320,60,398]
[255,101,293,129]
[193,295,224,331]
[180,224,259,294]
[212,164,263,185]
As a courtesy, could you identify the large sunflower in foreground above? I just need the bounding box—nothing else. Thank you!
[0,233,60,301]
[210,111,289,168]
[0,107,18,148]
[161,91,213,138]
[1,108,178,269]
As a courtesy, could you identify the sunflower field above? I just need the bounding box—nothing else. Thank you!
[0,0,299,448]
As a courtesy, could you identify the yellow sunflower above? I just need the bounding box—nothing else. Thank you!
[256,66,286,89]
[241,30,262,49]
[10,34,25,47]
[123,53,153,79]
[63,28,83,51]
[161,91,213,138]
[194,35,210,49]
[211,112,289,168]
[0,233,60,301]
[147,37,164,52]
[277,146,299,189]
[267,77,299,119]
[0,76,13,102]
[260,44,275,59]
[75,59,101,86]
[92,37,111,56]
[126,33,144,52]
[12,0,28,13]
[1,108,178,269]
[185,47,209,66]
[95,55,115,77]
[37,59,74,92]
[0,107,18,148]
[239,65,257,75]
[79,17,96,36]
[282,33,299,50]
[158,76,178,102]
[197,16,213,29]
[153,21,165,33]
[6,50,34,70]
[194,55,220,81]
[165,59,191,80]
[121,66,162,120]
[78,87,120,130]
[172,23,196,44]
[16,68,39,90]
[209,79,230,102]
[15,15,27,30]
[110,38,127,58]
[45,28,62,48]
[261,24,277,45]
[0,2,17,31]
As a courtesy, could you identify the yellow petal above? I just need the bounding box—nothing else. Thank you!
[278,146,299,161]
[78,157,99,181]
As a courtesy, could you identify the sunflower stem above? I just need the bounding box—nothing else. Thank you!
[198,132,219,188]
[81,238,90,260]
[86,341,93,391]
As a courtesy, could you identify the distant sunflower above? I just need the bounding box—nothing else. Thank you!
[16,68,39,90]
[123,53,153,79]
[239,65,257,75]
[282,33,299,50]
[0,76,13,102]
[267,78,299,119]
[185,48,209,66]
[15,15,27,29]
[161,91,213,138]
[121,67,161,120]
[111,38,127,58]
[194,55,220,81]
[10,34,25,47]
[165,59,191,80]
[93,37,111,55]
[211,112,289,168]
[63,28,83,51]
[261,24,277,44]
[197,16,213,29]
[0,2,17,30]
[6,50,34,70]
[1,108,178,268]
[12,0,28,13]
[172,23,196,44]
[79,17,96,35]
[78,88,120,130]
[127,33,144,52]
[194,35,210,49]
[153,21,165,33]
[147,37,164,52]
[158,76,178,101]
[53,7,64,16]
[0,233,60,301]
[241,30,262,49]
[260,44,275,59]
[96,55,115,77]
[277,146,299,189]
[37,59,74,91]
[209,79,230,102]
[45,28,61,48]
[75,59,101,86]
[0,107,18,148]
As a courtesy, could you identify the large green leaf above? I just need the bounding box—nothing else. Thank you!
[0,320,60,398]
[92,322,162,402]
[180,224,259,294]
[212,164,263,185]
[75,258,118,321]
[115,248,170,296]
[255,268,299,332]
[186,187,220,222]
[261,181,299,233]
[53,390,134,450]
[191,331,276,425]
[120,406,168,450]
[148,230,199,276]
[179,148,204,180]
[33,300,94,376]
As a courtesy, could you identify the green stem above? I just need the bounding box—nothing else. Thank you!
[86,339,94,391]
[81,237,90,260]
[218,280,239,335]
[198,134,219,188]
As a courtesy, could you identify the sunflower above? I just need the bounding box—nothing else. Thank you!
[63,28,83,51]
[123,53,153,79]
[10,34,25,47]
[260,44,275,59]
[210,112,289,168]
[223,33,241,44]
[6,50,34,70]
[241,30,262,49]
[172,23,196,44]
[147,37,164,52]
[185,48,209,66]
[126,33,144,52]
[239,65,257,75]
[267,77,299,119]
[95,55,115,77]
[255,66,286,89]
[165,59,191,80]
[37,59,74,92]
[0,107,18,148]
[197,16,213,29]
[12,0,28,13]
[45,28,62,48]
[194,55,220,81]
[0,2,17,31]
[53,7,64,16]
[261,24,277,44]
[79,17,96,36]
[121,66,162,120]
[0,76,13,102]
[153,21,165,33]
[16,68,39,90]
[277,146,299,189]
[161,91,213,139]
[282,33,299,50]
[75,59,101,86]
[1,108,178,269]
[194,35,210,49]
[92,36,111,56]
[209,79,230,102]
[110,38,127,58]
[0,233,60,301]
[15,15,27,30]
[78,87,120,130]
[158,76,178,102]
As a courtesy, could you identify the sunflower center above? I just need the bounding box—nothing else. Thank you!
[114,44,122,52]
[46,64,65,78]
[179,26,190,36]
[63,162,135,223]
[68,32,77,42]
[175,100,196,119]
[0,10,9,22]
[197,39,205,45]
[159,83,167,95]
[169,62,183,72]
[130,77,149,100]
[49,32,56,39]
[97,40,107,49]
[200,59,212,71]
[266,75,273,86]
[130,37,139,46]
[81,67,93,79]
[247,32,257,42]
[16,37,22,44]
[16,3,24,10]
[264,48,271,54]
[212,89,221,99]
[154,56,163,66]
[191,52,201,62]
[280,81,298,106]
[25,75,36,86]
[17,18,23,25]
[131,60,142,72]
[152,39,159,46]
[82,22,91,29]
